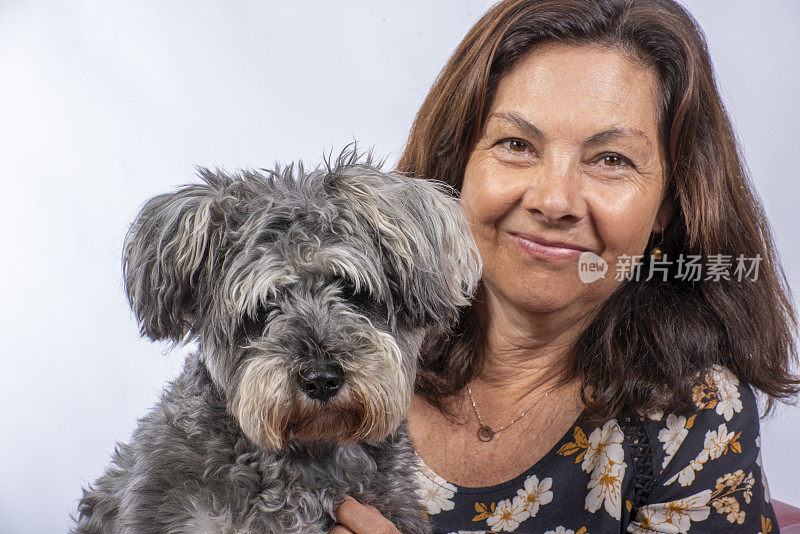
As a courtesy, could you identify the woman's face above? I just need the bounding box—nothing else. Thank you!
[461,42,672,316]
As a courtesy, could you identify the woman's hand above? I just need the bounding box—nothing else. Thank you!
[330,496,402,534]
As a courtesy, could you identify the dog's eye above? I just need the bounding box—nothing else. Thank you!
[241,302,274,338]
[339,278,373,309]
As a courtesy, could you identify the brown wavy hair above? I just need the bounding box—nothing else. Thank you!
[397,0,800,424]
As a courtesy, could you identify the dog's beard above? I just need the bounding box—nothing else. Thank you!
[281,387,383,445]
[231,331,412,451]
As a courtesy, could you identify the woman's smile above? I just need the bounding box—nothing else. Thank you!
[508,231,588,261]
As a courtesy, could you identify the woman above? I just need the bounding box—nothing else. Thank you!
[334,0,799,532]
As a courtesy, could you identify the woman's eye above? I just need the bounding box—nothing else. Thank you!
[598,153,631,167]
[500,138,529,153]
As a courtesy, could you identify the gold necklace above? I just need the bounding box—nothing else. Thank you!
[466,385,554,442]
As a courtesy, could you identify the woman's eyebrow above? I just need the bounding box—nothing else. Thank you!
[488,112,545,141]
[489,112,652,148]
[584,127,652,147]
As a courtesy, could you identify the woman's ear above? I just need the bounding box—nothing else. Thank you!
[653,194,674,232]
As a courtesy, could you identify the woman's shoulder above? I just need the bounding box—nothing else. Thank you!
[627,364,778,532]
[639,364,762,481]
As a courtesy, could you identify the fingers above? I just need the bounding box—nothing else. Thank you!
[329,525,354,534]
[334,496,401,534]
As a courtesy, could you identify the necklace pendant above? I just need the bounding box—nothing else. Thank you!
[477,425,495,442]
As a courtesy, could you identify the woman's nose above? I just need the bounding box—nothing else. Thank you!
[519,154,583,223]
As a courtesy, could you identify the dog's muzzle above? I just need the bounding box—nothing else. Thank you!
[297,362,345,402]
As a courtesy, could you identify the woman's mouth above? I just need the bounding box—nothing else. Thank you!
[509,232,587,261]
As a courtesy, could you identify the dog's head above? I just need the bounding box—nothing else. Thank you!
[122,149,480,451]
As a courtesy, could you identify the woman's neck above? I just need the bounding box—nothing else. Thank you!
[468,284,596,414]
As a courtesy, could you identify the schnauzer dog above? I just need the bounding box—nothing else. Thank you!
[72,149,479,534]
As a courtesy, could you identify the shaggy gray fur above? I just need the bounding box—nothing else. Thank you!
[72,148,480,534]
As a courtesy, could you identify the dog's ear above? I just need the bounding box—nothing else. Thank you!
[384,175,481,330]
[334,163,481,330]
[123,169,235,342]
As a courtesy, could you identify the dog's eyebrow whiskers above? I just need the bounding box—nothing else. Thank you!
[306,336,324,356]
[320,338,349,353]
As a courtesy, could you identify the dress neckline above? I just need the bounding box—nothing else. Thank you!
[413,407,589,494]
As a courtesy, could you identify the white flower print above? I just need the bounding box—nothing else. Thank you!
[667,447,710,487]
[712,494,745,524]
[754,435,772,502]
[544,527,575,534]
[581,419,626,520]
[664,422,738,487]
[486,496,530,532]
[471,473,555,531]
[706,365,743,421]
[742,471,755,504]
[705,423,737,461]
[691,384,706,408]
[628,489,712,533]
[658,413,689,469]
[515,475,554,517]
[586,459,625,520]
[582,419,625,473]
[414,459,456,515]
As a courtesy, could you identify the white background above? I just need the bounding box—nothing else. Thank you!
[1,1,798,532]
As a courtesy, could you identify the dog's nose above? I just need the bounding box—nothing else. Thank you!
[297,363,344,402]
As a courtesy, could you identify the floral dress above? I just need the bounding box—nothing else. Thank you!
[414,365,779,533]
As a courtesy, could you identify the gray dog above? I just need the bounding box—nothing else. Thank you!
[72,149,479,534]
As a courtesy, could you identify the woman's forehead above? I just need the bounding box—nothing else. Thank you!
[491,42,662,138]
[503,41,659,92]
